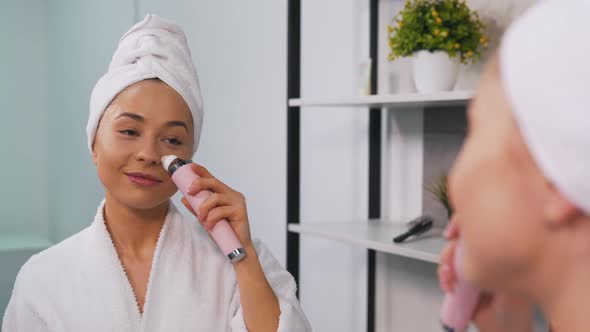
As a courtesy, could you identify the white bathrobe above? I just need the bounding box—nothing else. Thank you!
[2,202,311,332]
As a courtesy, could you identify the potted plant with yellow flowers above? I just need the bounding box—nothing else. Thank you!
[388,0,488,93]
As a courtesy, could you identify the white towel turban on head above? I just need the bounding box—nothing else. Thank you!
[87,14,203,155]
[500,0,590,214]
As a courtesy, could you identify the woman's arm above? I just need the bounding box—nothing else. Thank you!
[233,243,280,332]
[182,163,281,331]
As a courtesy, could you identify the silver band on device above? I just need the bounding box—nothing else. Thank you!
[167,158,192,175]
[228,248,247,263]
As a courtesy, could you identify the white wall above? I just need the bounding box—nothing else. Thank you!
[299,1,370,331]
[0,0,49,238]
[47,0,135,241]
[0,0,50,312]
[0,0,135,314]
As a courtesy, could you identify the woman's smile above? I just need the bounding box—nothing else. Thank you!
[125,172,163,187]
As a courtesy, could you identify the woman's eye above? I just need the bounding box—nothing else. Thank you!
[119,129,139,136]
[164,138,182,146]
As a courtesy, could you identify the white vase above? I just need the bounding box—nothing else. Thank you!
[412,50,459,93]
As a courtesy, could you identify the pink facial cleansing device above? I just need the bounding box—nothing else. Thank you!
[440,241,480,332]
[162,155,247,263]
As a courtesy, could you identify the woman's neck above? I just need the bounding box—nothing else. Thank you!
[103,194,169,260]
[536,250,590,332]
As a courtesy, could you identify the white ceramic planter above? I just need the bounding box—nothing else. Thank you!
[413,50,459,93]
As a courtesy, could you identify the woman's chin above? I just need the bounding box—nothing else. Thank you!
[114,191,172,211]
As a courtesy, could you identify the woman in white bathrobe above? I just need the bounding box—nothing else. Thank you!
[2,15,311,332]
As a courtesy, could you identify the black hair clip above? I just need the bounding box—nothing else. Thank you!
[393,216,434,243]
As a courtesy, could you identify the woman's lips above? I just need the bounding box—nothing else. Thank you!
[125,172,162,187]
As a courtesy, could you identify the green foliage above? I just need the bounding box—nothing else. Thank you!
[426,174,453,218]
[388,0,487,64]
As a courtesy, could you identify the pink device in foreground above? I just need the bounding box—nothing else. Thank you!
[162,155,247,263]
[440,241,480,332]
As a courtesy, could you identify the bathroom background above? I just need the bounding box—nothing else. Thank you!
[1,0,537,330]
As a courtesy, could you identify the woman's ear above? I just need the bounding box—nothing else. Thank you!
[543,183,583,227]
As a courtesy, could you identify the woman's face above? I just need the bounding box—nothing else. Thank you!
[92,79,194,210]
[448,56,548,292]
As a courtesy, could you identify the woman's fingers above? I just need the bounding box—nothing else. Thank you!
[187,177,227,195]
[438,242,457,293]
[202,206,235,231]
[441,242,457,270]
[189,163,214,178]
[444,218,460,239]
[439,264,454,293]
[439,216,460,292]
[186,164,234,198]
[198,193,230,221]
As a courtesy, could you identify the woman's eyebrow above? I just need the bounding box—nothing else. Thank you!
[116,112,144,121]
[115,112,188,133]
[166,121,189,133]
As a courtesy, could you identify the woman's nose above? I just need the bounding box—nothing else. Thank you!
[135,141,161,166]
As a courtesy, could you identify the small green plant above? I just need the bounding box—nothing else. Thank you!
[426,174,453,217]
[388,0,487,64]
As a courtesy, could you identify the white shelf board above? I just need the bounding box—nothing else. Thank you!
[0,235,53,252]
[289,90,473,109]
[288,220,446,264]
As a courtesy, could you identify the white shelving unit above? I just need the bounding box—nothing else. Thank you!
[287,91,472,266]
[287,4,474,330]
[288,221,446,264]
[289,90,473,109]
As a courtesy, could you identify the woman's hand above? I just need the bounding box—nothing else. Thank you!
[438,220,535,332]
[181,163,253,247]
[181,163,281,331]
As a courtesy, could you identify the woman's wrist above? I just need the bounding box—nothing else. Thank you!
[233,242,261,275]
[232,241,280,331]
